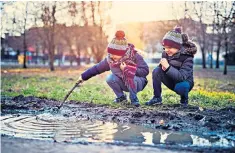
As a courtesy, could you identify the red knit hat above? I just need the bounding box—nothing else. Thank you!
[107,30,128,56]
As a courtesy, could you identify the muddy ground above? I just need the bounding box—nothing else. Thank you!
[1,67,235,152]
[2,95,235,138]
[1,136,192,153]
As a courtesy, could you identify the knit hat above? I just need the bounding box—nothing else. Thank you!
[162,26,183,49]
[107,30,128,56]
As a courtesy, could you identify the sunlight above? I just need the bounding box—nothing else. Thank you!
[110,1,185,24]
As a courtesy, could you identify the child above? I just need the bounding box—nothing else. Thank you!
[145,26,197,107]
[77,30,149,107]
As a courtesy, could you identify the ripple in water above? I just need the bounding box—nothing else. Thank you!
[1,113,235,148]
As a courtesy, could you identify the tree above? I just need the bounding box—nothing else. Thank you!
[213,2,226,69]
[22,2,29,68]
[192,2,210,69]
[219,2,234,75]
[1,2,30,68]
[67,1,81,66]
[40,2,57,71]
[88,1,111,63]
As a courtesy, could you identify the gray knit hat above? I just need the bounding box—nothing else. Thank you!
[162,26,183,49]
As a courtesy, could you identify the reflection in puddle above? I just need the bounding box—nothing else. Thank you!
[160,132,170,144]
[141,132,154,145]
[1,113,234,149]
[191,135,235,147]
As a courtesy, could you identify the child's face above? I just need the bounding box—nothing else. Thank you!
[163,46,179,56]
[110,54,122,61]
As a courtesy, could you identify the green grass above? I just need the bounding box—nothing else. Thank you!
[1,68,235,110]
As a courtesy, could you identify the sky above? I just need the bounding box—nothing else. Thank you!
[3,1,229,38]
[1,1,187,38]
[1,1,186,24]
[110,1,185,24]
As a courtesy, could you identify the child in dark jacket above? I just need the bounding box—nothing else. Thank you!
[77,31,149,107]
[145,26,197,107]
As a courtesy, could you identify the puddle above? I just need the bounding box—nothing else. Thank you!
[1,95,235,152]
[1,113,235,150]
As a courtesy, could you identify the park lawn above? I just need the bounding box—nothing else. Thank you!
[1,67,235,109]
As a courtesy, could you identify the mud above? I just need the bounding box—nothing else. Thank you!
[2,136,193,153]
[1,95,235,152]
[2,95,235,136]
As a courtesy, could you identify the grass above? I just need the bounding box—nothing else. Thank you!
[1,67,235,110]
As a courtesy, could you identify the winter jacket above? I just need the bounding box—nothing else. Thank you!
[162,37,197,87]
[81,52,149,84]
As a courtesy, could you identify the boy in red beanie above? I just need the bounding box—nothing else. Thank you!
[145,26,197,107]
[77,31,149,107]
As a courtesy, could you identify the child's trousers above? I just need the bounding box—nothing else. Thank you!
[152,67,193,100]
[106,74,147,102]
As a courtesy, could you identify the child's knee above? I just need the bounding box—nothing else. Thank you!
[152,67,162,78]
[174,82,190,95]
[106,74,116,84]
[106,74,121,84]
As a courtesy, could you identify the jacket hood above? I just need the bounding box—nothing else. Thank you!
[180,33,197,56]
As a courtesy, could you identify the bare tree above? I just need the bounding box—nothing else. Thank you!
[67,1,81,66]
[213,2,226,69]
[41,2,57,71]
[81,1,88,26]
[1,2,30,68]
[209,2,217,69]
[28,3,47,65]
[192,2,210,69]
[89,1,111,62]
[22,2,29,68]
[219,2,234,75]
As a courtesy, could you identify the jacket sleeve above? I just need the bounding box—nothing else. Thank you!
[162,52,167,58]
[165,57,193,82]
[159,52,167,67]
[81,58,110,80]
[135,53,149,77]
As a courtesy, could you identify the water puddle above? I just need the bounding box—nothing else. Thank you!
[1,113,235,149]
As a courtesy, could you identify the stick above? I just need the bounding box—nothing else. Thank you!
[58,80,82,109]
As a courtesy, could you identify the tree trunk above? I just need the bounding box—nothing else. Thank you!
[223,36,228,75]
[201,47,206,68]
[96,45,103,63]
[49,4,56,71]
[49,44,55,71]
[49,57,54,71]
[70,56,73,66]
[23,32,27,68]
[69,48,74,66]
[35,44,39,65]
[22,3,28,68]
[49,43,55,71]
[210,52,213,68]
[76,47,81,66]
[223,55,227,75]
[201,24,207,69]
[58,54,61,67]
[216,44,221,68]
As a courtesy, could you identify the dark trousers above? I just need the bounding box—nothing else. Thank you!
[152,67,193,100]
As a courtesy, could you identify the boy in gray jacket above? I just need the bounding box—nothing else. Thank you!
[145,26,197,107]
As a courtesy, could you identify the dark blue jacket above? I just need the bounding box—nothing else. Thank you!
[162,46,195,87]
[81,53,149,82]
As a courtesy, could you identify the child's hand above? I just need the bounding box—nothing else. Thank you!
[120,62,127,71]
[77,76,84,83]
[160,58,170,71]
